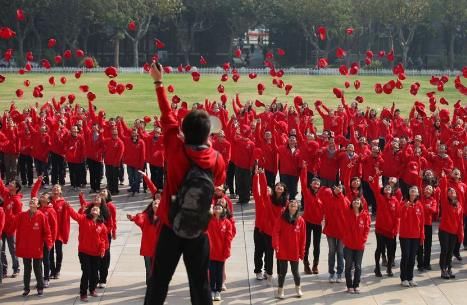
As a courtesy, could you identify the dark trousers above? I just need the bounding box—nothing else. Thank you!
[344,247,364,288]
[464,216,467,247]
[42,246,50,280]
[277,260,300,288]
[235,167,251,204]
[1,234,19,274]
[119,163,124,183]
[50,240,63,276]
[144,224,212,305]
[0,239,2,283]
[399,179,410,200]
[399,238,419,281]
[253,227,266,274]
[98,235,111,284]
[144,256,151,286]
[87,158,103,192]
[78,252,100,296]
[305,222,322,263]
[265,170,276,188]
[362,181,376,214]
[50,152,66,185]
[149,165,164,190]
[105,165,120,194]
[264,233,274,276]
[375,233,396,270]
[18,154,33,185]
[209,260,224,293]
[417,225,432,268]
[226,162,236,195]
[127,166,142,193]
[23,258,44,290]
[4,153,18,182]
[68,162,84,187]
[439,230,457,270]
[34,158,49,185]
[280,174,298,200]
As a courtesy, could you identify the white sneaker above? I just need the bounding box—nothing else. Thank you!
[409,280,418,287]
[295,286,303,297]
[336,274,344,283]
[214,292,221,301]
[401,280,410,287]
[256,273,263,280]
[329,274,336,283]
[221,283,227,291]
[44,280,49,288]
[276,288,285,299]
[266,274,273,286]
[211,292,215,301]
[98,283,106,288]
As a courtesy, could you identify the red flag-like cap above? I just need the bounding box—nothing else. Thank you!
[0,27,16,40]
[318,58,328,68]
[317,26,326,40]
[23,79,29,87]
[48,38,56,48]
[128,21,136,31]
[257,83,265,95]
[54,55,62,64]
[104,66,118,78]
[375,83,383,94]
[220,94,227,104]
[248,73,257,79]
[346,27,354,35]
[339,65,348,76]
[336,48,346,59]
[234,48,242,58]
[221,74,228,82]
[16,89,24,98]
[255,99,266,107]
[126,83,133,90]
[167,85,174,93]
[344,81,350,88]
[217,84,224,93]
[333,88,343,98]
[172,95,180,104]
[79,85,89,92]
[76,49,85,58]
[49,76,55,86]
[232,74,240,82]
[277,48,285,56]
[60,76,67,85]
[163,66,172,73]
[294,96,303,108]
[16,9,25,22]
[64,50,72,59]
[191,71,200,82]
[356,96,364,103]
[439,97,448,105]
[155,39,165,49]
[84,57,94,69]
[200,56,207,65]
[285,84,293,95]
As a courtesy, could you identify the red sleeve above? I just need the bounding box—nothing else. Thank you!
[143,174,157,195]
[31,176,43,198]
[299,218,306,259]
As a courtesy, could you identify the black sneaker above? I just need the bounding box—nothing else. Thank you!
[382,257,388,267]
[374,268,382,277]
[455,254,462,261]
[424,264,432,271]
[12,271,20,278]
[417,267,424,272]
[37,289,44,296]
[22,289,30,296]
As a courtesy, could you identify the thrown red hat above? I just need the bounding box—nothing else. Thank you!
[48,76,55,86]
[79,85,89,92]
[294,96,303,108]
[349,62,359,75]
[285,84,293,95]
[317,26,326,41]
[439,97,449,105]
[374,83,383,94]
[336,48,346,59]
[23,79,29,87]
[25,63,32,72]
[185,65,192,72]
[232,74,240,82]
[354,80,361,90]
[437,83,444,92]
[74,70,82,79]
[87,92,96,102]
[265,52,273,59]
[318,58,328,68]
[220,94,227,104]
[155,39,165,49]
[16,9,25,22]
[128,21,136,31]
[217,84,225,93]
[116,83,125,95]
[346,27,354,35]
[167,85,174,93]
[172,95,180,104]
[60,76,67,85]
[191,71,200,82]
[366,50,374,59]
[54,55,62,64]
[76,49,85,58]
[3,49,13,61]
[344,81,350,88]
[356,96,364,103]
[0,75,5,83]
[16,89,24,98]
[222,62,231,71]
[333,88,343,98]
[126,83,133,90]
[365,58,372,65]
[26,51,33,62]
[63,50,72,59]
[277,48,285,56]
[378,50,385,58]
[398,73,406,80]
[84,57,94,69]
[0,27,16,40]
[163,66,172,73]
[339,65,348,76]
[143,116,151,123]
[387,50,394,62]
[383,83,393,94]
[47,38,56,48]
[200,56,207,65]
[395,79,403,89]
[234,48,242,58]
[248,73,257,79]
[18,69,25,75]
[257,83,265,95]
[255,100,266,107]
[221,74,228,82]
[142,63,151,72]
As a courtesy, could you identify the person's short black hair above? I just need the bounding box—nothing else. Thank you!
[182,110,211,145]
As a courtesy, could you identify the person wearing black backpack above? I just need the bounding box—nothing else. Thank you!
[145,62,226,305]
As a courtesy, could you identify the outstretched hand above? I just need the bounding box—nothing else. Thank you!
[150,62,163,82]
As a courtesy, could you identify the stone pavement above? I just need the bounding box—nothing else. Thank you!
[1,185,467,305]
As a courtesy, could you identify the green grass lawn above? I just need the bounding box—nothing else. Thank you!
[0,72,462,125]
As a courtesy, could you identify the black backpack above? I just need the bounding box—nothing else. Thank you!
[169,153,217,239]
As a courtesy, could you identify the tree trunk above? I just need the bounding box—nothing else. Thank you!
[449,32,455,70]
[133,40,139,67]
[402,45,409,67]
[114,38,120,67]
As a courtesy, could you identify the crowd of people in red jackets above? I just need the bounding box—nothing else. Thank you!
[0,70,466,302]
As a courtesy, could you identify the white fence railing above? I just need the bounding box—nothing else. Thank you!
[0,66,462,76]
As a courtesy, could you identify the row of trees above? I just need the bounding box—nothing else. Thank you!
[0,0,466,69]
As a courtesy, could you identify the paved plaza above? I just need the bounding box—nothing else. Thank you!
[1,185,467,305]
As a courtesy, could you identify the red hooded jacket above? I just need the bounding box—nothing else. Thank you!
[144,133,165,167]
[0,180,23,237]
[273,213,306,261]
[51,197,71,243]
[64,134,86,164]
[39,205,58,242]
[439,177,464,242]
[370,176,400,238]
[207,216,233,262]
[68,206,107,257]
[122,136,146,170]
[131,213,159,257]
[300,166,324,225]
[322,188,349,240]
[15,210,53,259]
[343,208,371,251]
[398,200,425,242]
[102,137,124,167]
